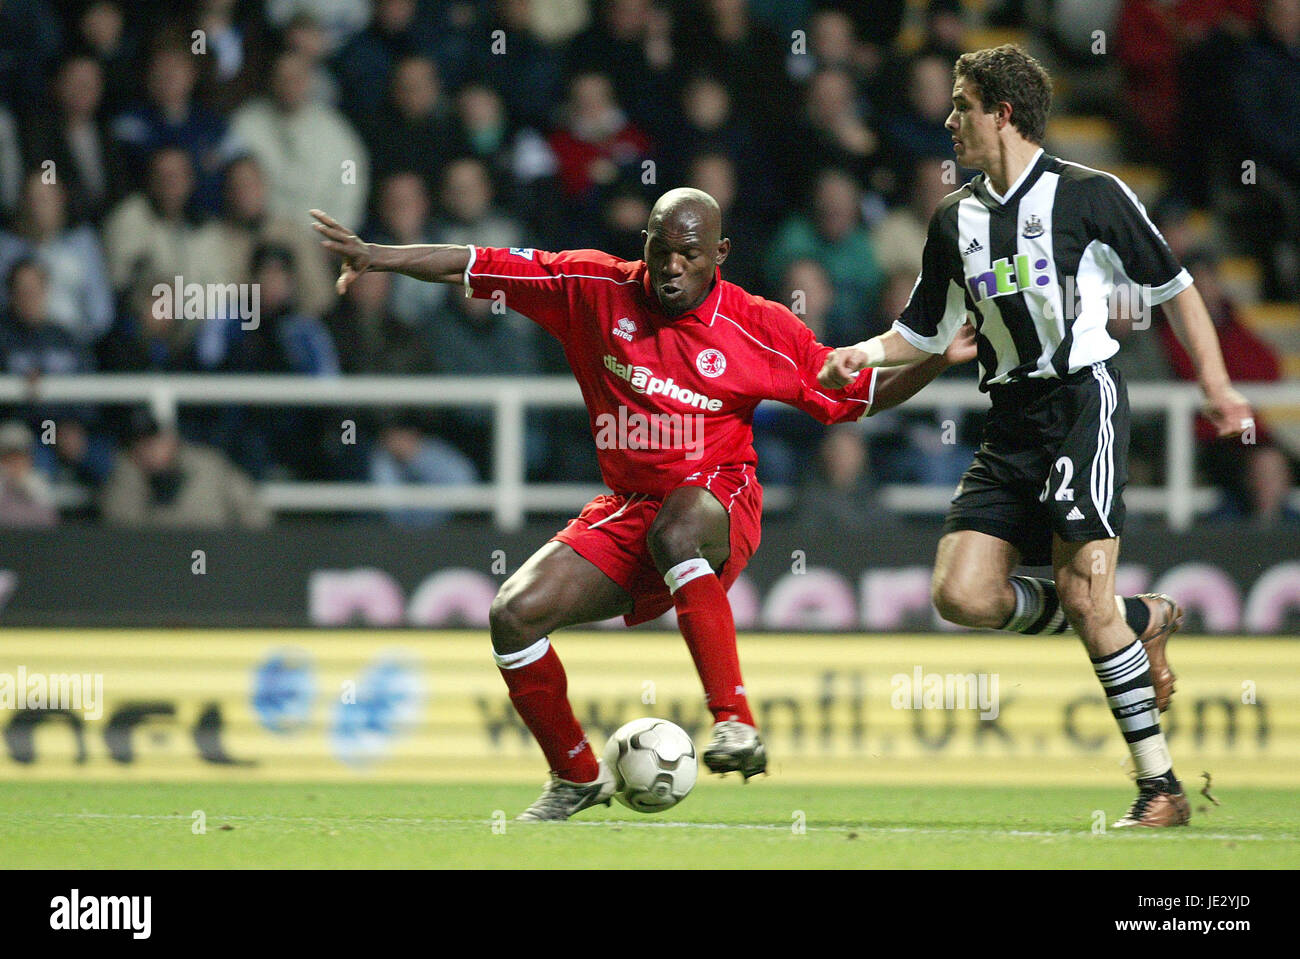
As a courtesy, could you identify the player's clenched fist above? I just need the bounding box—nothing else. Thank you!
[1203,385,1256,440]
[310,208,372,295]
[944,321,978,367]
[818,345,872,389]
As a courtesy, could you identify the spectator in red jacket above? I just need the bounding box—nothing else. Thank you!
[1117,0,1256,163]
[547,72,653,203]
[1158,250,1296,524]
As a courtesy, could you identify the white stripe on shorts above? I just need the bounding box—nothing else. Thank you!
[1089,363,1117,537]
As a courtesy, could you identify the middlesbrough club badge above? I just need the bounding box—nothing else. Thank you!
[696,349,726,377]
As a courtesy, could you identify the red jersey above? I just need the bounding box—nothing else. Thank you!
[465,246,876,495]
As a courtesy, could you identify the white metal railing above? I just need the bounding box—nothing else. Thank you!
[2,374,1296,531]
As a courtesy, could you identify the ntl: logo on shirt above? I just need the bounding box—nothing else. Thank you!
[594,405,706,460]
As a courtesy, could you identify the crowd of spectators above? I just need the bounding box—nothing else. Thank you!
[1111,0,1300,300]
[0,0,1293,528]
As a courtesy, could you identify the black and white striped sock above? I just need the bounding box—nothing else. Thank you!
[1001,577,1152,637]
[1002,576,1070,634]
[1091,639,1172,780]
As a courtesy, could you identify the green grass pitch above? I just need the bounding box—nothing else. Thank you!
[2,781,1297,868]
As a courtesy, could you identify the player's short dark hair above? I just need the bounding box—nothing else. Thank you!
[954,45,1052,143]
[251,242,297,276]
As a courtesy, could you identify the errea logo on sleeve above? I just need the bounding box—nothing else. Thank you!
[508,248,535,259]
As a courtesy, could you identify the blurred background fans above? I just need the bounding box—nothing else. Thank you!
[0,0,1294,536]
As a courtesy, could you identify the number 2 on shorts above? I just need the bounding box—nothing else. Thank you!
[1040,456,1075,503]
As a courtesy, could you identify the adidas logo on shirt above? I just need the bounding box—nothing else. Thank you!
[1065,506,1085,521]
[963,238,983,256]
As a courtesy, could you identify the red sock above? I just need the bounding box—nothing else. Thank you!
[665,561,755,727]
[496,640,598,782]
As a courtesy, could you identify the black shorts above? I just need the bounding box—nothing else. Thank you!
[943,362,1129,566]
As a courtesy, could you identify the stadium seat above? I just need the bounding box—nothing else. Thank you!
[1106,164,1166,207]
[963,28,1031,51]
[1185,209,1217,247]
[1219,256,1263,305]
[1240,302,1300,343]
[1045,116,1121,170]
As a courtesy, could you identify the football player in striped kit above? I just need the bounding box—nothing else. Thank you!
[821,45,1255,827]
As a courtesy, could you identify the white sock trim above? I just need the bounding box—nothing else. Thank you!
[663,558,714,594]
[1131,734,1173,780]
[494,635,550,670]
[1005,577,1034,632]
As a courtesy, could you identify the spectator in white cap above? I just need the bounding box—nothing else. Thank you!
[0,421,57,528]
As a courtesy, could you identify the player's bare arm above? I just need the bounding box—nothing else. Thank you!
[869,321,978,414]
[1160,284,1255,438]
[817,328,935,389]
[310,208,470,293]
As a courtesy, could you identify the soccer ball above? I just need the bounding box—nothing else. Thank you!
[602,718,698,813]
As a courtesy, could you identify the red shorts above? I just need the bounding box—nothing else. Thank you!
[551,463,763,626]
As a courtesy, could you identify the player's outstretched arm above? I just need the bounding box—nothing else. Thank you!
[1161,285,1255,438]
[310,208,471,295]
[818,328,935,389]
[868,321,978,415]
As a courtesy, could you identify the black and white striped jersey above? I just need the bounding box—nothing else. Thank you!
[893,148,1192,390]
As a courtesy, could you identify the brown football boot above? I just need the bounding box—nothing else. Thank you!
[1113,773,1192,828]
[1136,593,1183,712]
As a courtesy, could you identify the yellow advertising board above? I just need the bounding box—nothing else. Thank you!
[1,630,1297,784]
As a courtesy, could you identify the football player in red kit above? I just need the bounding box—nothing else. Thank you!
[312,191,973,819]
